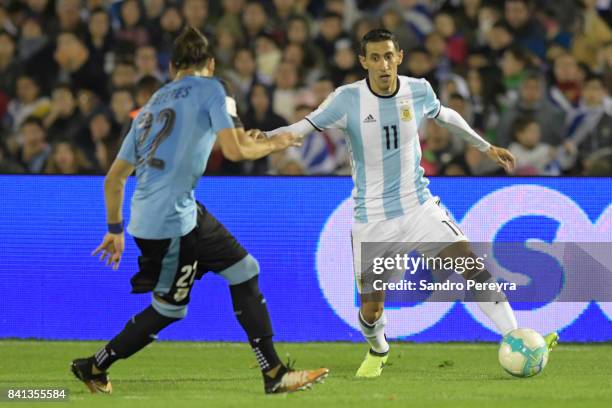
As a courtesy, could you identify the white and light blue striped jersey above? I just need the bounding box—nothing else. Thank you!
[306,76,440,223]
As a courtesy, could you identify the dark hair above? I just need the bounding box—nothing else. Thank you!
[523,70,543,82]
[504,46,529,65]
[90,7,108,17]
[0,29,16,42]
[492,21,512,32]
[136,75,162,95]
[171,26,211,70]
[512,116,537,138]
[53,82,74,94]
[584,73,604,86]
[322,11,342,21]
[21,116,44,129]
[360,28,399,56]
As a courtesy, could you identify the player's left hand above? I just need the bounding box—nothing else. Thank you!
[92,233,125,270]
[486,146,515,173]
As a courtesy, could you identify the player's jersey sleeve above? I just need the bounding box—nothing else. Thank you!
[306,88,349,131]
[116,123,137,165]
[423,79,442,119]
[206,80,236,133]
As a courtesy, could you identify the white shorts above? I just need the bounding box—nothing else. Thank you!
[351,196,468,292]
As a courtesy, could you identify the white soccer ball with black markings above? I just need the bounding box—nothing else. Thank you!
[498,328,549,377]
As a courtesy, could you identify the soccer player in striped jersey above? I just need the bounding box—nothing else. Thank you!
[267,29,558,377]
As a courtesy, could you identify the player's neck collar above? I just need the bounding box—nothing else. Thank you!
[366,76,400,99]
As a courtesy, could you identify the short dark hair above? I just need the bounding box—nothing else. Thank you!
[21,116,44,129]
[136,75,162,95]
[512,116,537,138]
[360,28,399,56]
[584,73,604,86]
[171,26,211,70]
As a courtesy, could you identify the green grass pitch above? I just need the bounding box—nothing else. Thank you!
[1,340,611,407]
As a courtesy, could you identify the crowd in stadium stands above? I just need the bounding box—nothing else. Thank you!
[0,0,610,176]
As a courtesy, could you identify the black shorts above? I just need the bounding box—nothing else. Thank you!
[130,202,248,305]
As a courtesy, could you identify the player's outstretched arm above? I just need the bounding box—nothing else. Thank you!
[264,119,316,138]
[92,158,134,270]
[434,106,515,173]
[217,127,302,161]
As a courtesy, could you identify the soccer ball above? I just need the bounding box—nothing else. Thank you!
[498,328,549,378]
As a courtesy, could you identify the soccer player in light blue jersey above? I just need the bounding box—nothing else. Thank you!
[268,29,558,377]
[71,27,328,394]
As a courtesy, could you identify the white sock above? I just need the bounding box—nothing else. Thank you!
[358,310,389,354]
[477,301,518,335]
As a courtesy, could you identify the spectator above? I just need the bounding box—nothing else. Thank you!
[312,76,334,105]
[144,0,166,46]
[405,47,437,90]
[0,31,19,99]
[272,61,300,122]
[433,12,468,65]
[85,8,113,72]
[421,120,463,176]
[18,17,49,62]
[116,0,150,47]
[283,43,321,85]
[16,117,50,173]
[182,0,210,38]
[76,88,101,120]
[110,60,138,90]
[503,0,546,59]
[379,5,420,52]
[0,141,25,173]
[329,39,358,86]
[89,112,120,173]
[571,0,612,69]
[453,0,481,46]
[499,47,530,108]
[216,28,241,72]
[6,74,50,132]
[217,0,246,39]
[53,0,86,36]
[255,34,282,80]
[314,12,346,57]
[567,74,612,167]
[270,0,296,43]
[157,6,184,66]
[135,45,163,82]
[485,22,514,63]
[242,2,268,42]
[44,83,85,143]
[109,88,135,131]
[25,0,54,21]
[508,117,558,175]
[44,140,92,174]
[549,53,583,124]
[497,72,566,147]
[242,83,288,174]
[225,47,271,113]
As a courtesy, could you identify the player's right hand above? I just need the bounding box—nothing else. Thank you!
[271,132,303,150]
[92,233,125,270]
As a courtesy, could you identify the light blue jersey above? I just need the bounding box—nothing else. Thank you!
[306,76,440,223]
[117,76,234,239]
